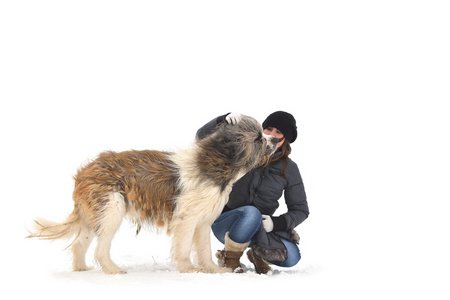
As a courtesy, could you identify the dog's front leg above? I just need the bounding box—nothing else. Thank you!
[170,218,202,273]
[193,224,232,273]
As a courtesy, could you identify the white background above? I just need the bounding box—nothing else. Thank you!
[1,1,449,299]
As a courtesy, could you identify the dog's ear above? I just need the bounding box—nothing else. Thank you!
[197,123,246,166]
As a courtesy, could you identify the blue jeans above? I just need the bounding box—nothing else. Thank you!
[211,206,301,268]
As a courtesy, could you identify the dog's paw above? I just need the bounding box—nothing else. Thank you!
[178,265,203,273]
[200,264,233,273]
[103,267,127,275]
[73,266,94,272]
[215,266,233,273]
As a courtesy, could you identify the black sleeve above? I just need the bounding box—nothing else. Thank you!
[272,216,288,232]
[279,161,309,229]
[196,113,230,140]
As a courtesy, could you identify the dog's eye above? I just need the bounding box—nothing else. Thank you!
[254,132,263,142]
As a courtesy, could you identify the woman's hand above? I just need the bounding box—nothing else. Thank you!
[262,215,274,232]
[225,113,242,125]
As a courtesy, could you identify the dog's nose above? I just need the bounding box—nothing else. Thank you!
[272,138,279,144]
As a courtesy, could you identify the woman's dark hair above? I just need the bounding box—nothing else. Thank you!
[268,137,291,178]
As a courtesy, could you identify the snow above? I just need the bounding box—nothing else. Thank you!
[14,225,318,298]
[2,0,450,299]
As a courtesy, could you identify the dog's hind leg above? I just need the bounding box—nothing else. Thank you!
[72,226,95,271]
[193,224,232,273]
[94,192,127,274]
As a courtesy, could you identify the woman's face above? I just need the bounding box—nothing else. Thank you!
[264,127,285,149]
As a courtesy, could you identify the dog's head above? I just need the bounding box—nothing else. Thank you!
[196,116,278,189]
[221,115,279,168]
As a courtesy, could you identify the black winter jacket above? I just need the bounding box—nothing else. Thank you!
[225,152,308,230]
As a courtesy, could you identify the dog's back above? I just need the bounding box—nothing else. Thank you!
[73,150,179,229]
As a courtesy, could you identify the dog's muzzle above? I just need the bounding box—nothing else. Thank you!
[264,137,278,155]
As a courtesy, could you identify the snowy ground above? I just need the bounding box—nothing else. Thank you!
[2,1,450,299]
[15,224,319,299]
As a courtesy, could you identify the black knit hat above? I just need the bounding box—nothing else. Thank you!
[262,111,298,143]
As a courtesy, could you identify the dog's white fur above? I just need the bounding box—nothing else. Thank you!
[167,147,235,273]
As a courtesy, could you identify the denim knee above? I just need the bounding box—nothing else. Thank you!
[270,239,301,268]
[212,206,263,244]
[239,206,263,226]
[284,248,301,267]
[228,206,262,243]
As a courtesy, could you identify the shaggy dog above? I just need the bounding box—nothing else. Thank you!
[28,116,278,274]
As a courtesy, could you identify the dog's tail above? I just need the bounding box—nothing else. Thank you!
[27,209,82,247]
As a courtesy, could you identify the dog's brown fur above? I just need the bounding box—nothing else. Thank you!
[28,116,278,274]
[73,150,178,230]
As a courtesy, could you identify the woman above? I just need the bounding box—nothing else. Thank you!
[197,111,309,274]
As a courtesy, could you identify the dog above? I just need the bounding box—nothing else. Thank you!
[28,115,278,274]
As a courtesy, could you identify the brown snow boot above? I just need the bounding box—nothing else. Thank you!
[247,249,271,274]
[216,232,250,273]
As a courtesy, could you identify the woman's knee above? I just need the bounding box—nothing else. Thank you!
[240,206,263,223]
[212,206,262,244]
[237,206,263,232]
[285,248,301,267]
[271,240,301,268]
[228,206,262,243]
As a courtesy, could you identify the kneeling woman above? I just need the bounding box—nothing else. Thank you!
[197,111,309,274]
